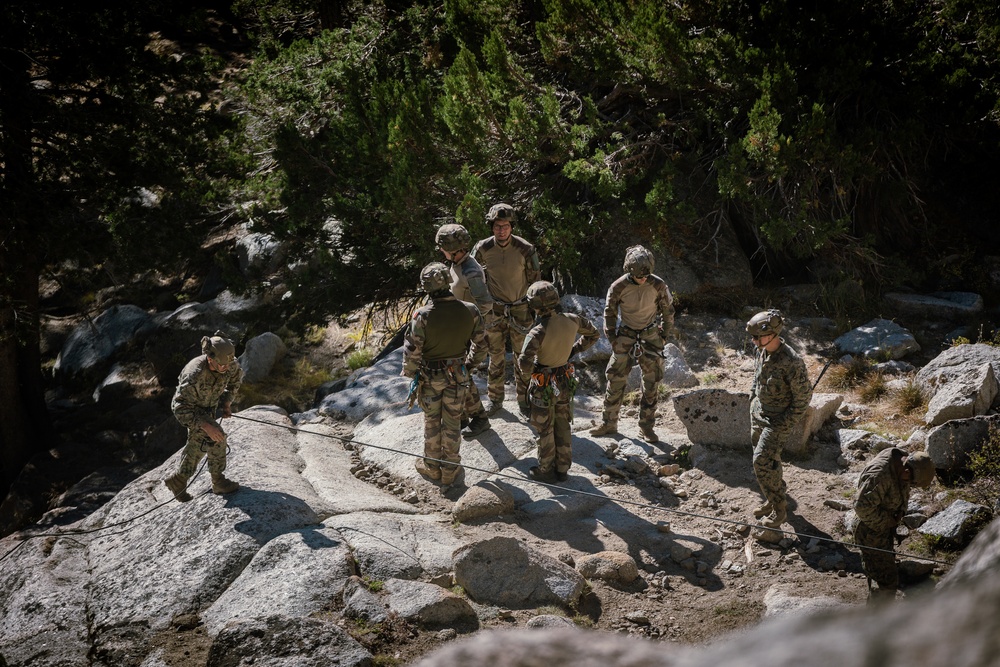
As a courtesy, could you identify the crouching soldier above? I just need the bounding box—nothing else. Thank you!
[854,447,935,603]
[402,262,487,486]
[164,332,244,502]
[518,281,599,482]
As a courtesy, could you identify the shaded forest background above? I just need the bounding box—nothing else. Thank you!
[2,0,999,501]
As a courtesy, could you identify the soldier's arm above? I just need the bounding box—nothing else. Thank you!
[854,474,893,531]
[603,281,621,339]
[657,280,675,332]
[171,366,214,429]
[220,365,244,417]
[467,271,496,327]
[467,304,488,368]
[786,360,813,419]
[526,244,541,284]
[571,315,601,357]
[518,324,544,377]
[401,313,425,377]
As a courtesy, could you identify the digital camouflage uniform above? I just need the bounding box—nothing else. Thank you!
[472,233,541,407]
[598,273,675,431]
[448,253,494,421]
[518,309,599,477]
[853,446,911,602]
[171,355,244,483]
[402,294,487,479]
[750,339,811,519]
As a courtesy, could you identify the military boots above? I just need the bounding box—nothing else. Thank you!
[589,421,619,437]
[761,505,786,528]
[439,465,461,486]
[639,425,659,443]
[462,416,491,439]
[752,501,773,519]
[211,473,240,495]
[164,474,192,503]
[414,459,442,481]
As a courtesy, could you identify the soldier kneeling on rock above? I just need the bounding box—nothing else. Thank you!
[164,332,244,502]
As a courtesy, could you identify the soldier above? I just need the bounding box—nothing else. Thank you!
[436,223,495,439]
[854,447,935,603]
[472,203,541,417]
[590,245,675,443]
[164,332,244,502]
[402,262,487,486]
[518,281,599,482]
[746,309,812,528]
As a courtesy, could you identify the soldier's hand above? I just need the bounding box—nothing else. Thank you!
[201,421,227,443]
[221,402,233,419]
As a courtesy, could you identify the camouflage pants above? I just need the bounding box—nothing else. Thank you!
[751,423,788,512]
[855,520,898,601]
[463,376,488,419]
[177,427,227,479]
[485,304,532,404]
[529,375,574,474]
[419,366,470,472]
[601,331,664,428]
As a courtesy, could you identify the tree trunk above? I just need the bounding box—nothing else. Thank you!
[0,17,55,504]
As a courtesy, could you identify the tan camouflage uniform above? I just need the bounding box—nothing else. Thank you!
[402,294,487,476]
[599,273,675,430]
[171,356,244,481]
[448,254,494,420]
[518,312,599,476]
[750,339,811,518]
[853,446,911,602]
[472,234,541,408]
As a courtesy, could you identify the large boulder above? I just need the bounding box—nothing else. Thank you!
[453,537,586,609]
[834,318,920,360]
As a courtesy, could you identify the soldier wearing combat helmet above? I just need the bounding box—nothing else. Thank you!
[518,281,599,482]
[854,448,935,603]
[590,245,675,443]
[164,331,244,502]
[402,262,487,486]
[746,309,812,529]
[472,203,541,417]
[435,223,495,439]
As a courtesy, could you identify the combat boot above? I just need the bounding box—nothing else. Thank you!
[439,465,462,486]
[528,466,557,483]
[517,401,531,418]
[752,501,773,519]
[761,507,786,528]
[462,416,491,439]
[589,421,618,437]
[414,459,441,481]
[639,425,659,443]
[211,473,240,495]
[164,474,192,502]
[484,398,503,416]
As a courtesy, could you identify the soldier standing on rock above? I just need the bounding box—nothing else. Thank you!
[436,223,494,439]
[518,281,599,482]
[402,262,487,487]
[590,245,675,443]
[746,309,812,529]
[854,447,935,603]
[472,203,541,418]
[164,332,244,502]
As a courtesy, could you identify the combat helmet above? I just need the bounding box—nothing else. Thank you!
[435,223,472,253]
[202,331,236,366]
[623,245,654,278]
[420,262,452,295]
[526,280,560,312]
[746,309,784,337]
[906,451,936,488]
[487,203,516,224]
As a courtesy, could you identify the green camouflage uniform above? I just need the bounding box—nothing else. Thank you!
[171,356,244,480]
[402,295,487,474]
[518,311,599,475]
[472,234,541,406]
[750,339,811,516]
[449,254,494,420]
[854,446,910,602]
[600,273,675,430]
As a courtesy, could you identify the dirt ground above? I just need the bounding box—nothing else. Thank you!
[228,308,952,665]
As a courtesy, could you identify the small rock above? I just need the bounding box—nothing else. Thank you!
[437,629,458,641]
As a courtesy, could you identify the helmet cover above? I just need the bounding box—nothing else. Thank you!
[435,223,472,253]
[420,262,452,295]
[526,280,560,311]
[202,331,236,365]
[906,451,936,488]
[746,309,785,337]
[487,203,516,224]
[623,245,654,278]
